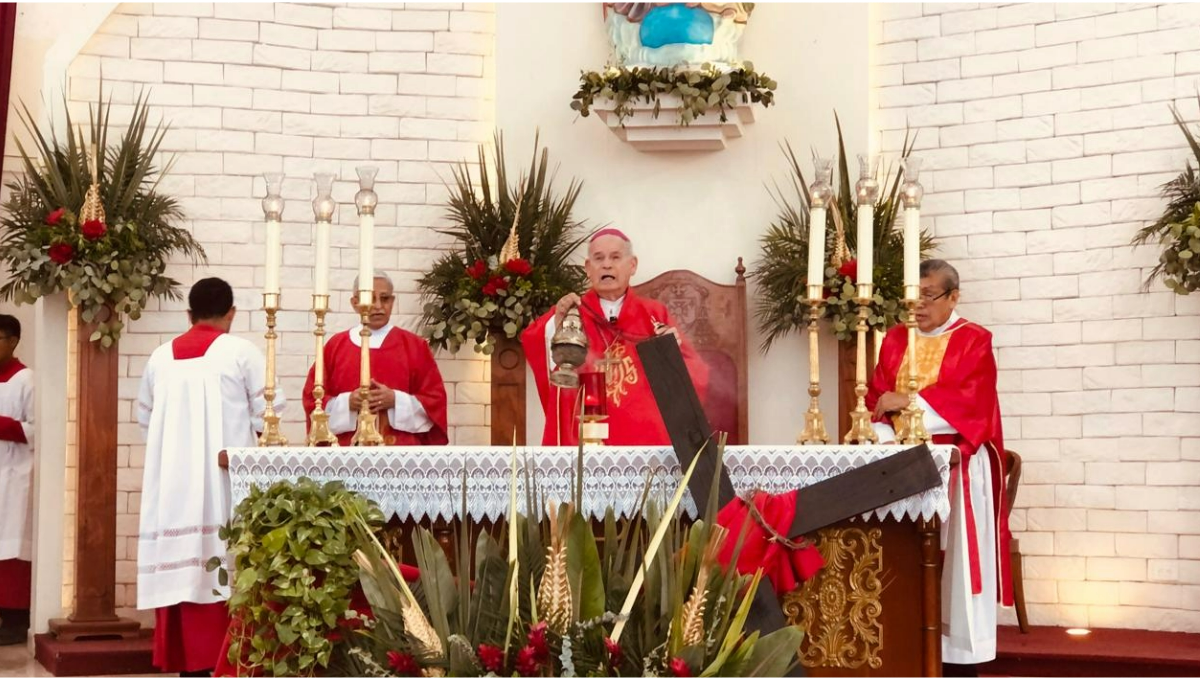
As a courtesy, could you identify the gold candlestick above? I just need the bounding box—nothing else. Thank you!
[307,295,338,446]
[259,293,287,447]
[351,296,384,446]
[844,283,878,445]
[797,286,830,445]
[895,296,929,445]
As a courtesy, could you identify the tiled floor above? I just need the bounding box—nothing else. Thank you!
[0,642,52,678]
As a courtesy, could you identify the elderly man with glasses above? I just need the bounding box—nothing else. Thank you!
[867,259,1011,677]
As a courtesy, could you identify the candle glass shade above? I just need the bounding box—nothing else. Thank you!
[262,173,284,220]
[856,155,880,206]
[810,157,834,210]
[901,157,924,209]
[313,173,336,221]
[354,166,379,214]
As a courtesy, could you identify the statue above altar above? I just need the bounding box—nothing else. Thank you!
[602,2,755,70]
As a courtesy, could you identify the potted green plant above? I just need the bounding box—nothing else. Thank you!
[1132,97,1200,295]
[0,92,205,346]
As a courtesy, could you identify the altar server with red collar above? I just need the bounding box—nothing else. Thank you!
[0,315,34,647]
[867,259,1011,674]
[136,277,285,675]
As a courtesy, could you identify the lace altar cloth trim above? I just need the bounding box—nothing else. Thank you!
[225,445,953,523]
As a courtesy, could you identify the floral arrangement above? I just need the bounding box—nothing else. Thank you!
[1132,96,1200,295]
[332,444,804,678]
[752,116,938,348]
[571,63,777,127]
[0,91,205,346]
[418,133,590,355]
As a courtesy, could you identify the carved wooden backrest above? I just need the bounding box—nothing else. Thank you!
[634,259,749,444]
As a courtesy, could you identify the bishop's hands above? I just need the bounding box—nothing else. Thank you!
[872,391,910,419]
[553,292,582,328]
[349,379,397,413]
[653,322,683,346]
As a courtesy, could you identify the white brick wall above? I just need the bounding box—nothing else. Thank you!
[38,2,496,616]
[876,3,1200,633]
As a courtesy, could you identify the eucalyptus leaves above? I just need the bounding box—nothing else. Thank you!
[571,63,777,126]
[0,92,204,347]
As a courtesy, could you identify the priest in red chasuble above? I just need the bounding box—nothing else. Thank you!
[867,259,1011,672]
[303,272,449,446]
[136,278,286,674]
[0,315,33,646]
[522,229,709,446]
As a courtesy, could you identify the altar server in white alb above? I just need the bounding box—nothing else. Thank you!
[0,315,34,647]
[136,278,285,676]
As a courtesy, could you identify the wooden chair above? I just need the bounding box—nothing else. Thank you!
[634,259,749,445]
[1005,448,1030,633]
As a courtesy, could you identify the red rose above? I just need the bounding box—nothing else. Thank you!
[81,219,107,240]
[45,208,65,226]
[838,258,858,282]
[467,259,487,280]
[386,650,421,677]
[604,637,623,667]
[526,622,549,661]
[504,258,533,276]
[481,275,509,297]
[669,657,692,677]
[477,644,505,673]
[48,243,75,265]
[514,645,540,676]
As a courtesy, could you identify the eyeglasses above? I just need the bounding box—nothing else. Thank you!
[919,289,955,303]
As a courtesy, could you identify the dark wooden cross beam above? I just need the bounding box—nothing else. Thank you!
[636,334,943,634]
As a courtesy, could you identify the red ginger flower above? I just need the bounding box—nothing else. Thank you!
[669,656,693,677]
[81,219,107,240]
[504,258,533,276]
[45,208,65,226]
[514,645,541,676]
[526,622,549,661]
[467,259,487,280]
[386,650,421,676]
[604,637,623,668]
[481,275,509,297]
[477,644,504,673]
[48,243,75,265]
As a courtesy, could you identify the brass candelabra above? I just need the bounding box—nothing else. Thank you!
[843,283,878,445]
[258,293,287,447]
[307,295,338,446]
[894,296,929,445]
[351,295,385,446]
[797,287,831,445]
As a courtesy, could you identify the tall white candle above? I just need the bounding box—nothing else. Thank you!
[358,213,374,299]
[857,204,874,288]
[807,207,827,297]
[264,218,281,295]
[314,221,330,297]
[904,206,920,291]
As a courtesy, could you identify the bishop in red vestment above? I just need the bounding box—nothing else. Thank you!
[867,259,1011,669]
[0,315,33,647]
[522,229,709,446]
[303,273,449,446]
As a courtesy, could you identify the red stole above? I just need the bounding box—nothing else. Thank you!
[302,327,449,446]
[866,319,1013,607]
[521,289,709,446]
[0,357,27,444]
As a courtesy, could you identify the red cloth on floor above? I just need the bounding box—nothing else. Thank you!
[716,490,824,596]
[0,558,30,608]
[154,601,231,673]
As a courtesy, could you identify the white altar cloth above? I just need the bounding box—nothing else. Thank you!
[225,445,954,524]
